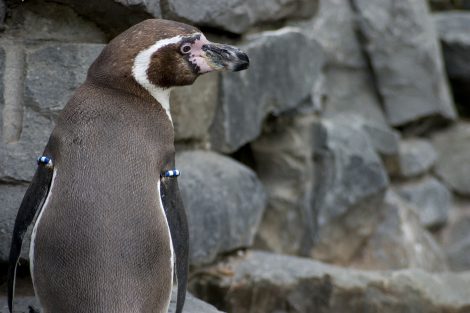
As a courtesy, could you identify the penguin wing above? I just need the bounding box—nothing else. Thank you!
[7,164,54,313]
[160,178,189,313]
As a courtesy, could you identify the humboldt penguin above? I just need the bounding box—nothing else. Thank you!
[7,19,249,313]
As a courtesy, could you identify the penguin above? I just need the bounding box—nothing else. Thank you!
[7,19,249,313]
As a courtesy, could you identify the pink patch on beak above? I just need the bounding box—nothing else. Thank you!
[188,35,213,74]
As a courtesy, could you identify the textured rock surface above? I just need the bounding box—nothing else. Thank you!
[321,69,387,125]
[446,226,470,271]
[25,43,104,120]
[163,0,318,34]
[169,292,224,313]
[192,251,470,313]
[352,191,447,271]
[176,151,266,266]
[251,115,316,256]
[331,114,400,159]
[209,28,324,153]
[52,0,161,36]
[435,12,470,82]
[395,177,452,229]
[442,201,470,271]
[302,0,387,125]
[1,290,224,313]
[172,73,218,143]
[0,45,6,139]
[434,12,470,113]
[311,116,389,264]
[432,123,470,196]
[0,0,5,26]
[0,43,104,183]
[388,139,438,178]
[353,0,456,127]
[3,1,107,43]
[307,0,364,68]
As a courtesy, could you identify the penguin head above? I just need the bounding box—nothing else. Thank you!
[89,19,249,93]
[132,22,250,88]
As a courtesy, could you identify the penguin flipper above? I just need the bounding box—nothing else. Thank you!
[160,178,189,313]
[7,165,53,313]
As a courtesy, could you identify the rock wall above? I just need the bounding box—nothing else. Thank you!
[1,0,470,312]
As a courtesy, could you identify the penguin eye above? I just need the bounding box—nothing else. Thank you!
[180,44,192,54]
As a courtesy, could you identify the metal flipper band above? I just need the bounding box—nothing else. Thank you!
[162,169,180,178]
[37,156,53,169]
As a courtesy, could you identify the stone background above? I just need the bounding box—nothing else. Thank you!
[1,0,470,312]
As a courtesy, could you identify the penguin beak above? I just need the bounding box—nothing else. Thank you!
[201,43,250,72]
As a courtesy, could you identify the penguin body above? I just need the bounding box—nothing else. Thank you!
[8,19,249,313]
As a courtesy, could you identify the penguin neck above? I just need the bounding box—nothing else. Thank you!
[86,67,174,125]
[140,84,173,124]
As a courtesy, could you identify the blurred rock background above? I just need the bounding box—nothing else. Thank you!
[1,0,470,312]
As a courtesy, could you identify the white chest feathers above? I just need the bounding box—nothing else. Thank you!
[132,36,186,123]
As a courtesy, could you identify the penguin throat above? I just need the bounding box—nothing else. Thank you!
[132,36,184,123]
[149,86,172,123]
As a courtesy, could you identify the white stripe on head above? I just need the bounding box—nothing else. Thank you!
[132,34,198,123]
[132,36,182,122]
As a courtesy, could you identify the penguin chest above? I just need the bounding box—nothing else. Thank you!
[29,172,174,311]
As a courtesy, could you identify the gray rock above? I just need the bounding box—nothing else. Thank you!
[210,28,324,153]
[432,122,470,196]
[0,43,40,183]
[352,191,447,271]
[0,43,104,183]
[332,114,400,158]
[1,296,38,313]
[445,211,470,246]
[447,236,470,271]
[162,0,318,34]
[441,206,470,271]
[311,116,389,264]
[116,0,162,16]
[434,12,470,112]
[321,68,388,126]
[172,73,218,143]
[352,0,456,127]
[0,0,5,27]
[307,0,366,68]
[176,150,266,266]
[25,43,104,120]
[2,291,224,313]
[251,115,316,256]
[395,177,452,229]
[0,184,29,262]
[52,0,161,36]
[434,12,470,82]
[193,251,470,313]
[1,43,23,147]
[297,0,388,127]
[0,45,5,136]
[388,139,438,178]
[3,1,107,43]
[170,290,224,313]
